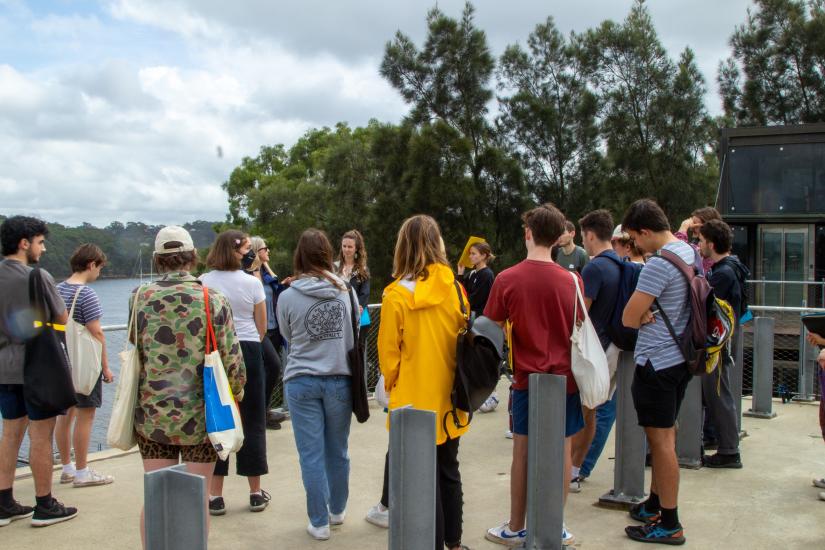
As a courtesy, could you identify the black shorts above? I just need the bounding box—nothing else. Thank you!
[75,375,103,409]
[631,361,691,428]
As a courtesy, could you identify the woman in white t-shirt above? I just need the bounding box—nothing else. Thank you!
[200,230,270,515]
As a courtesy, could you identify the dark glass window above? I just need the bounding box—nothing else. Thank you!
[730,224,749,267]
[724,143,825,215]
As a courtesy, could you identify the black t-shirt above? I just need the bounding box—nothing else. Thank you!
[581,250,621,350]
[460,267,495,317]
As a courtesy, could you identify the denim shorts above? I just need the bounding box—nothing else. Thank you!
[510,388,585,438]
[0,384,62,421]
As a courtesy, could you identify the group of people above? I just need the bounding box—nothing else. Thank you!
[0,196,795,548]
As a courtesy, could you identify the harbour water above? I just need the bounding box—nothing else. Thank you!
[16,277,142,466]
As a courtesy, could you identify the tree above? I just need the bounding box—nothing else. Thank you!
[720,0,825,125]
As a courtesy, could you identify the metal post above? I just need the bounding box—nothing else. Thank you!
[525,373,566,550]
[676,376,703,469]
[599,352,646,509]
[731,328,746,438]
[389,407,436,550]
[144,464,206,550]
[798,325,816,402]
[744,317,777,419]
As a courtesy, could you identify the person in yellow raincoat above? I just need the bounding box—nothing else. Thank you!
[378,214,469,550]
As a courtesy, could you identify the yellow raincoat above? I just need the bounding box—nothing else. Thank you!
[378,263,469,444]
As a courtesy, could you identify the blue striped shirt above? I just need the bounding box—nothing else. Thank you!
[56,282,103,326]
[634,240,696,371]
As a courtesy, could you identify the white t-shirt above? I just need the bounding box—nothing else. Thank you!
[200,270,266,342]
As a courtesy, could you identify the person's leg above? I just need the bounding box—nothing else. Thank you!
[286,376,330,528]
[571,406,596,474]
[261,333,281,410]
[509,435,528,530]
[235,342,268,493]
[702,354,740,460]
[580,393,617,478]
[0,417,28,491]
[322,376,352,517]
[645,426,679,508]
[380,450,389,508]
[54,408,76,469]
[28,417,57,498]
[438,438,463,549]
[72,408,96,470]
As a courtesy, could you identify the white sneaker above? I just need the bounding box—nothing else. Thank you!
[73,469,114,487]
[329,509,346,526]
[485,520,526,546]
[813,477,825,489]
[569,476,582,493]
[562,524,575,545]
[365,503,389,528]
[504,429,513,440]
[819,492,825,502]
[479,393,499,413]
[307,523,330,540]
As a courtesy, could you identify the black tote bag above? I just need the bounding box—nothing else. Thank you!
[346,287,370,423]
[23,268,77,414]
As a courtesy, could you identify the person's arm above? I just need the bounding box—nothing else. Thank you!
[377,293,404,390]
[356,276,370,312]
[85,319,112,382]
[581,262,600,312]
[212,293,247,399]
[276,292,292,344]
[622,291,657,329]
[254,301,267,341]
[623,258,668,328]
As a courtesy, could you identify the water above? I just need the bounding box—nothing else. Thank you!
[16,278,142,466]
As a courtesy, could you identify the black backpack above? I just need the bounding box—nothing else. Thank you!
[444,280,504,433]
[604,255,643,351]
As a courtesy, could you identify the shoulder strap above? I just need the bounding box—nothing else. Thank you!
[658,248,696,282]
[453,279,470,328]
[654,297,681,349]
[68,287,82,320]
[203,286,218,354]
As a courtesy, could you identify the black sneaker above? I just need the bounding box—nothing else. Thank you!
[249,489,271,512]
[209,497,226,516]
[629,501,661,524]
[0,500,34,527]
[625,520,685,545]
[30,498,78,527]
[702,452,742,469]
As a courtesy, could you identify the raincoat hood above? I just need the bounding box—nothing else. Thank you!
[717,255,750,286]
[289,272,348,299]
[388,263,456,310]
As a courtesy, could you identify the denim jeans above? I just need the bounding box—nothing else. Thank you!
[285,375,352,527]
[580,390,618,478]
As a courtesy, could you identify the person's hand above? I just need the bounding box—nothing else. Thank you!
[282,276,294,286]
[359,306,364,316]
[678,217,693,234]
[807,332,825,347]
[641,310,657,325]
[818,348,825,370]
[102,367,114,383]
[457,264,465,276]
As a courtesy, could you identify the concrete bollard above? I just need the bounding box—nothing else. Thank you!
[744,317,777,419]
[598,352,646,509]
[388,407,436,550]
[144,464,207,550]
[798,325,817,402]
[676,376,703,469]
[525,373,567,550]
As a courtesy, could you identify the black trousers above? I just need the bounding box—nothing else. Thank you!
[262,329,283,407]
[214,341,268,477]
[380,437,463,549]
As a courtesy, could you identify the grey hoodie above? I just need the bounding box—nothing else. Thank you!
[277,272,357,382]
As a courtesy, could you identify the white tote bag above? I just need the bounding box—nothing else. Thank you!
[202,286,244,461]
[65,288,103,395]
[107,287,143,451]
[569,271,610,409]
[375,374,390,409]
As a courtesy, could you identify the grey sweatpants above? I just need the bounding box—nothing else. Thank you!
[701,352,739,455]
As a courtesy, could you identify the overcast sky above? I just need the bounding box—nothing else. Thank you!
[0,0,753,227]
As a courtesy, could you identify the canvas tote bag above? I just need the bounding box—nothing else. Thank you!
[107,286,143,450]
[569,271,610,409]
[65,287,103,395]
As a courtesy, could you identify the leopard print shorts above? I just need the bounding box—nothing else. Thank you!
[136,433,217,463]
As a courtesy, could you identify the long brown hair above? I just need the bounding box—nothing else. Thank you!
[206,230,247,271]
[293,229,346,290]
[392,215,449,281]
[336,229,370,281]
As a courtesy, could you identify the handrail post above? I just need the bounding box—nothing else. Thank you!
[799,325,816,402]
[144,464,207,550]
[731,328,746,437]
[676,376,702,469]
[744,317,777,419]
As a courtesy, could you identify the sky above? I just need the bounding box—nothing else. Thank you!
[0,0,754,227]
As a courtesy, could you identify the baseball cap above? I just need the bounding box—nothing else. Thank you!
[611,224,628,241]
[154,226,195,255]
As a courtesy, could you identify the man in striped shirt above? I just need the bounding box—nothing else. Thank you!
[621,199,695,546]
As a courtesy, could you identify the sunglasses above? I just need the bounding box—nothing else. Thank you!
[260,247,269,252]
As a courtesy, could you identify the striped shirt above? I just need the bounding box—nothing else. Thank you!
[56,282,103,326]
[634,240,696,371]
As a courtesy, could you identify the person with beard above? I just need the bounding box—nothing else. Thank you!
[200,230,270,515]
[0,216,77,527]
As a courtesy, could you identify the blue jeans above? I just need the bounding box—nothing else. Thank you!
[580,391,618,478]
[285,375,352,527]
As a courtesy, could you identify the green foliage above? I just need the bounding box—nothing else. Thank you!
[719,0,825,125]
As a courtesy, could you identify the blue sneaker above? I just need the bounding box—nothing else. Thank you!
[486,521,526,547]
[625,520,685,545]
[629,501,661,523]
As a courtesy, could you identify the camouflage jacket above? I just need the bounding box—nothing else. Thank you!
[131,272,246,446]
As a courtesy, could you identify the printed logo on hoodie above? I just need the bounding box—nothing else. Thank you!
[305,299,346,341]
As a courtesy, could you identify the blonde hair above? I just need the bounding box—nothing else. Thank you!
[392,215,449,281]
[249,236,275,276]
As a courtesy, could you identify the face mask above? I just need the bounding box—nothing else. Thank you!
[241,249,256,270]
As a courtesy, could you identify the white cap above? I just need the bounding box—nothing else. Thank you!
[611,224,627,241]
[154,226,195,255]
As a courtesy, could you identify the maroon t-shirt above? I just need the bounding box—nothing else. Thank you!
[484,259,581,394]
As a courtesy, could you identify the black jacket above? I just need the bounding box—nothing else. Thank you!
[459,267,495,318]
[709,255,750,320]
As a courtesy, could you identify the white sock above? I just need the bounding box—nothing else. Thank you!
[571,466,580,479]
[209,495,220,502]
[75,467,89,478]
[250,491,262,496]
[62,463,75,474]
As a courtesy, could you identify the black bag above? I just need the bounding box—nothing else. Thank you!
[444,280,504,432]
[346,287,370,423]
[23,267,77,415]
